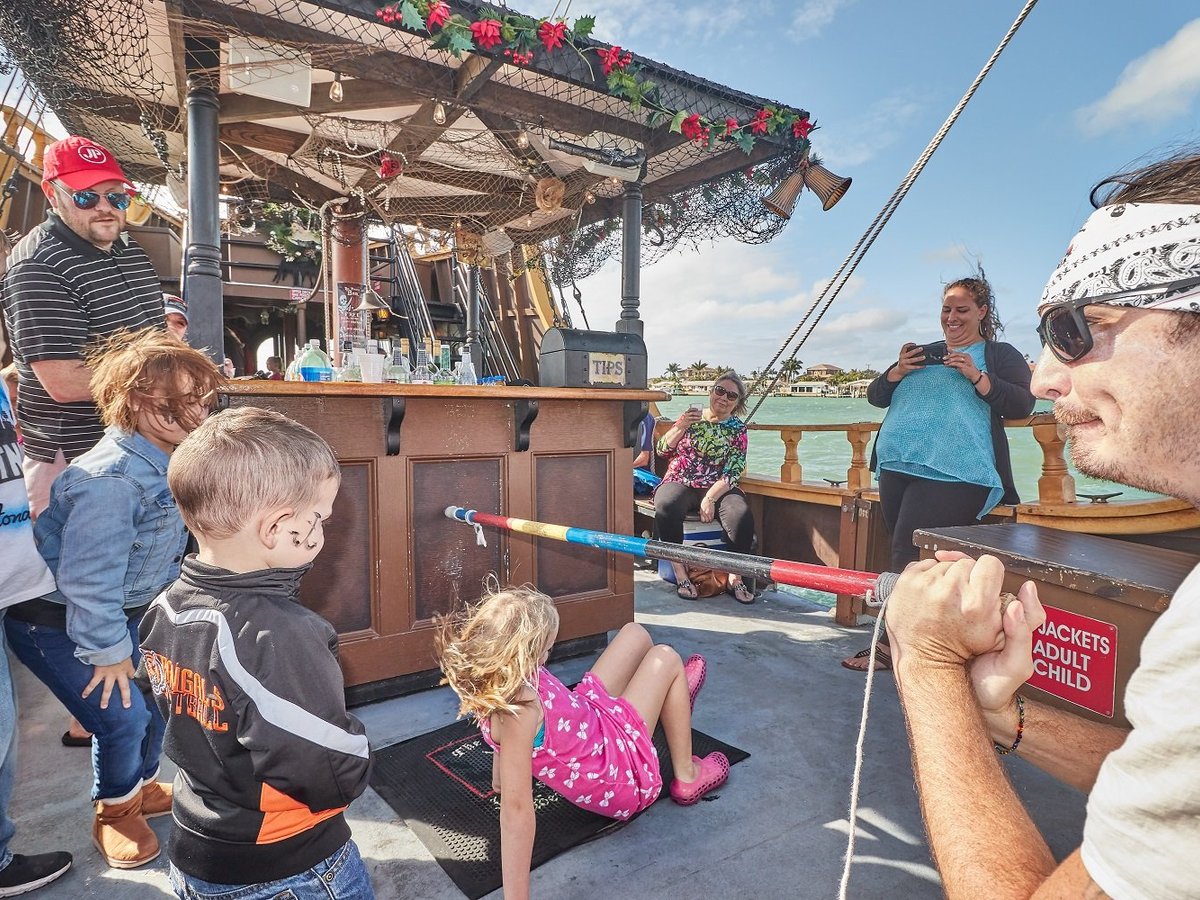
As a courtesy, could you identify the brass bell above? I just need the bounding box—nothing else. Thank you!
[803,162,852,211]
[762,168,807,220]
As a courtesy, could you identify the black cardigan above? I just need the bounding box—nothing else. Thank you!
[867,340,1036,506]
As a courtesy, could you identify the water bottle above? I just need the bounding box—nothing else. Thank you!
[299,340,333,382]
[457,355,478,385]
[340,352,363,382]
[284,345,302,381]
[411,344,434,384]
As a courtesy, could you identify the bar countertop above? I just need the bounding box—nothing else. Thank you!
[220,381,669,402]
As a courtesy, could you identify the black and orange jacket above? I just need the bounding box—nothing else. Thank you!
[136,557,372,884]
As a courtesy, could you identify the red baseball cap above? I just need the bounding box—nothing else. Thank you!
[42,136,134,191]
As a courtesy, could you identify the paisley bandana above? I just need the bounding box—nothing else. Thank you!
[1038,203,1200,314]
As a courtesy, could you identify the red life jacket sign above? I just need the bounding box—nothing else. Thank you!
[1027,605,1118,717]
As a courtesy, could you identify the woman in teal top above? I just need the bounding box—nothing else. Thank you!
[843,274,1035,672]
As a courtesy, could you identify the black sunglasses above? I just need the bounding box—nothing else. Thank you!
[1038,275,1200,362]
[711,385,740,400]
[55,182,132,211]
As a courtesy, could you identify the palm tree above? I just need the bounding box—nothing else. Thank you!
[687,360,709,379]
[665,362,682,382]
[779,358,803,385]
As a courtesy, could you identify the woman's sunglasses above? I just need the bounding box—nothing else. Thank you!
[1038,275,1200,362]
[55,181,133,211]
[711,386,740,400]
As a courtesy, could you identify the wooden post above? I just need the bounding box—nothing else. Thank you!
[779,428,802,483]
[1033,418,1076,503]
[846,427,872,490]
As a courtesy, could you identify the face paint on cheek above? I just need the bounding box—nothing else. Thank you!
[290,511,323,550]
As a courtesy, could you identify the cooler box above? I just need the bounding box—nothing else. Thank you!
[656,519,728,584]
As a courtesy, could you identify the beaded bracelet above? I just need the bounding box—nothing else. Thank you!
[995,695,1025,755]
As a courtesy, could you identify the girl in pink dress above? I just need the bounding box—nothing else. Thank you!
[437,586,729,899]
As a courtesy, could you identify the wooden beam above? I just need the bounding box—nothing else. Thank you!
[217,79,423,123]
[163,1,191,126]
[224,147,343,204]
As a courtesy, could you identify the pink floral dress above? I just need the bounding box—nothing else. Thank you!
[479,667,662,820]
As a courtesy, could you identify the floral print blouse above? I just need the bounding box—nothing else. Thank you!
[656,415,748,489]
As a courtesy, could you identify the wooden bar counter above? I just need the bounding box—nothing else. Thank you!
[219,381,667,697]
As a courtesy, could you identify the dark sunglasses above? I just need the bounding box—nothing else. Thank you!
[55,182,132,211]
[1037,275,1200,362]
[711,385,740,400]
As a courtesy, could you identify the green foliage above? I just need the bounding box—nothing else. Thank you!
[573,15,596,39]
[399,0,423,31]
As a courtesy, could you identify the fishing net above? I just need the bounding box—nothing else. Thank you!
[0,0,813,282]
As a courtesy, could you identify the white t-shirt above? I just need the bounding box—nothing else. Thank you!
[1081,562,1200,898]
[0,381,55,610]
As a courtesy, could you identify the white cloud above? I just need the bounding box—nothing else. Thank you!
[1076,19,1200,134]
[568,241,912,375]
[815,90,924,168]
[922,243,974,265]
[790,0,857,42]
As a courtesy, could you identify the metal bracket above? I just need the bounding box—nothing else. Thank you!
[514,398,539,452]
[385,397,405,456]
[622,400,648,449]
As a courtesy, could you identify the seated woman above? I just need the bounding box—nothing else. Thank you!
[654,371,756,604]
[842,272,1035,671]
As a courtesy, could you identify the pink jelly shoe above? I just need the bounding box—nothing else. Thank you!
[684,654,707,712]
[669,751,730,806]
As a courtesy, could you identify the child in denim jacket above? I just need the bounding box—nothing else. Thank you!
[4,329,222,869]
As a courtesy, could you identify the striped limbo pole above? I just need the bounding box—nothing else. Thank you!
[444,506,897,599]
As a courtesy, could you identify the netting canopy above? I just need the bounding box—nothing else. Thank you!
[0,0,819,284]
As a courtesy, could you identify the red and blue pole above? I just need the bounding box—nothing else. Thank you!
[444,505,888,598]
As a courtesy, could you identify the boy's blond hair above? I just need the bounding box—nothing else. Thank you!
[435,586,559,720]
[87,328,224,432]
[169,406,341,539]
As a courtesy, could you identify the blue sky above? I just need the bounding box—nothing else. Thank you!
[521,1,1200,377]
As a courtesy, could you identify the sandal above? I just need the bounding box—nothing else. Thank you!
[840,643,892,673]
[729,581,754,605]
[677,579,699,600]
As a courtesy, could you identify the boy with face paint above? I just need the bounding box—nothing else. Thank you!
[137,406,374,899]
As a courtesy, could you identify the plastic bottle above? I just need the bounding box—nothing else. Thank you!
[340,352,363,382]
[284,345,301,381]
[456,355,478,385]
[411,343,434,384]
[298,340,333,382]
[385,340,411,384]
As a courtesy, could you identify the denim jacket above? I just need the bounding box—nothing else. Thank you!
[35,427,186,665]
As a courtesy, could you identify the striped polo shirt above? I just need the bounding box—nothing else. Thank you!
[1,214,164,461]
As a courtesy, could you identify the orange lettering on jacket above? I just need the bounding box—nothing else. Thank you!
[142,650,229,732]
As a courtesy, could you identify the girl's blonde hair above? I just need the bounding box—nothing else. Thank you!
[435,586,559,720]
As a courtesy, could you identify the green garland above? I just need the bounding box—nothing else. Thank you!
[374,1,814,155]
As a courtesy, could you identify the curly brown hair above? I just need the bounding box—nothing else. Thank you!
[944,268,1003,342]
[86,328,224,433]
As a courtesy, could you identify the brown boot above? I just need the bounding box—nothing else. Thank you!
[140,780,173,819]
[92,794,160,869]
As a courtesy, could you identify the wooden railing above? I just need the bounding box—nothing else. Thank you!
[749,413,1072,503]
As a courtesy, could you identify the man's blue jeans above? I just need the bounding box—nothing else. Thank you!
[3,616,163,802]
[0,618,19,872]
[169,840,375,899]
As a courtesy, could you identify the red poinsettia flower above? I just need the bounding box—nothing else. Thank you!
[470,18,503,50]
[792,116,813,139]
[750,108,772,136]
[427,1,450,29]
[600,45,630,76]
[680,113,705,142]
[538,20,568,52]
[723,117,739,137]
[378,153,403,179]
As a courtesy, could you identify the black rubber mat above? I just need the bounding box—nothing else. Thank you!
[370,717,749,899]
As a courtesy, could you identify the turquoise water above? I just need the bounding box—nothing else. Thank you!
[655,395,1158,504]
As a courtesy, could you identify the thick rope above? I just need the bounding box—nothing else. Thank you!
[746,0,1041,422]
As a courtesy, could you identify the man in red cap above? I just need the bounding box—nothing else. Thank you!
[0,135,164,514]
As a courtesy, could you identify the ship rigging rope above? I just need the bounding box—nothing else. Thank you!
[746,0,1041,425]
[828,2,1042,896]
